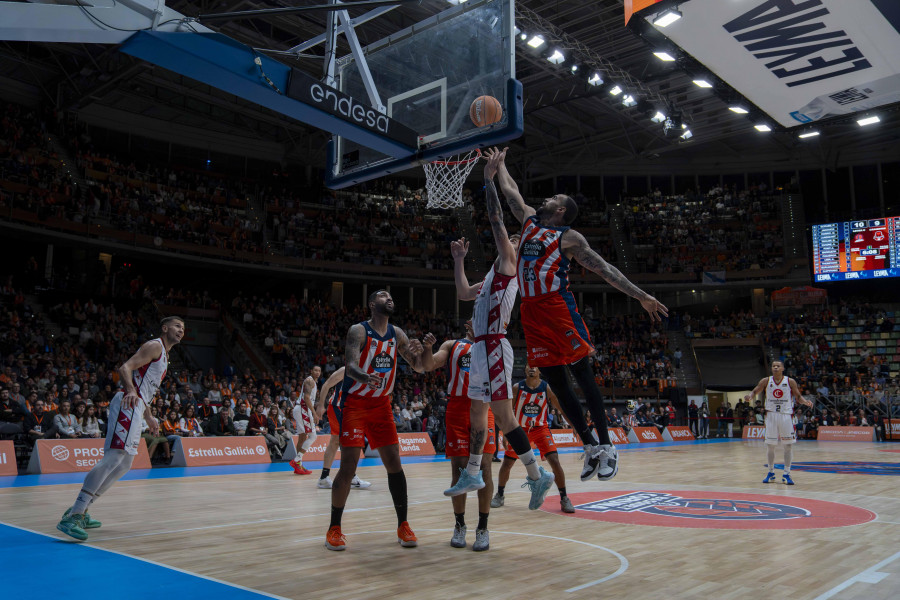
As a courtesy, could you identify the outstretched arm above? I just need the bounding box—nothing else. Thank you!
[562,230,668,322]
[430,339,456,370]
[484,152,517,274]
[487,147,534,224]
[451,238,480,301]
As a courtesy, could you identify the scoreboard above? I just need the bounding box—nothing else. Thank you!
[811,217,900,282]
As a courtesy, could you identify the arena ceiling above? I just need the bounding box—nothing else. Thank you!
[1,0,899,177]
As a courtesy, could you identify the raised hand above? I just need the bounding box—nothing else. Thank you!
[408,338,424,357]
[484,146,503,179]
[422,332,437,348]
[640,295,669,323]
[450,238,469,260]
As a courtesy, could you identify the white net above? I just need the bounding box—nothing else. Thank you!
[423,149,481,209]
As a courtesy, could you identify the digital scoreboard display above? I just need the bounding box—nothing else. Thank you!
[811,217,900,282]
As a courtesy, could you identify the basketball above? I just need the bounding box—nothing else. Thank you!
[470,95,503,127]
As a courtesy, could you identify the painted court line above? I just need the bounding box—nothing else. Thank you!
[289,528,628,592]
[812,550,900,600]
[0,520,292,600]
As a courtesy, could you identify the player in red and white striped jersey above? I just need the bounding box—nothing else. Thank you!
[289,365,321,475]
[428,321,496,550]
[325,290,434,551]
[490,146,667,483]
[439,150,556,527]
[493,366,574,513]
[57,316,184,541]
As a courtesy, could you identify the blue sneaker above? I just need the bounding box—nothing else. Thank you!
[63,508,101,529]
[523,466,555,510]
[763,472,776,483]
[444,468,485,497]
[782,473,795,485]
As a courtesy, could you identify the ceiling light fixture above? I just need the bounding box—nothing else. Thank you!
[653,8,682,27]
[729,106,749,114]
[527,35,545,49]
[693,79,713,88]
[653,51,676,62]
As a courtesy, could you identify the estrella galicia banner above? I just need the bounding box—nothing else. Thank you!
[548,490,875,529]
[650,0,900,127]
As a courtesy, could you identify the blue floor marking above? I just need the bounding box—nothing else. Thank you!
[0,522,287,600]
[0,438,743,489]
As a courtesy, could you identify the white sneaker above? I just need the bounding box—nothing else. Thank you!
[317,476,333,489]
[351,475,372,489]
[580,445,602,481]
[596,444,619,481]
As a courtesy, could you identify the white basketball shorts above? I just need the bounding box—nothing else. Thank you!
[467,336,514,403]
[765,412,796,446]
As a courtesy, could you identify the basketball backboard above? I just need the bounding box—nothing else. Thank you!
[325,0,522,189]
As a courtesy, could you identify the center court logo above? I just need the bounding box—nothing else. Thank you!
[51,445,70,461]
[545,490,875,530]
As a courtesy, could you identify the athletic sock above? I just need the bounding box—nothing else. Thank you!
[330,505,344,528]
[455,512,466,528]
[496,485,505,497]
[320,468,331,480]
[558,487,567,498]
[505,427,541,479]
[70,490,94,515]
[387,471,408,526]
[465,453,483,477]
[783,446,793,474]
[477,512,489,530]
[767,446,776,473]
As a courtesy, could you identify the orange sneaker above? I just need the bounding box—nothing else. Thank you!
[289,460,311,475]
[397,521,417,548]
[325,525,346,551]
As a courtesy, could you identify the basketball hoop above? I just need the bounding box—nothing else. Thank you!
[424,149,481,209]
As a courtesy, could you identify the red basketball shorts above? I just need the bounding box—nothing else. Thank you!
[503,424,557,460]
[444,397,496,457]
[327,404,339,435]
[336,393,398,450]
[520,292,594,367]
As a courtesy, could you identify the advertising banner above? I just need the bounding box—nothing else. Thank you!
[651,0,900,127]
[397,433,436,456]
[0,440,16,476]
[550,429,583,448]
[743,425,766,439]
[29,438,151,474]
[170,437,272,467]
[664,426,696,441]
[629,426,664,443]
[817,426,875,441]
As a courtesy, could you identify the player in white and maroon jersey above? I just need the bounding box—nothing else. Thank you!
[490,146,667,484]
[289,365,321,475]
[428,321,496,550]
[437,149,555,528]
[493,365,574,513]
[325,290,433,552]
[57,316,184,541]
[745,361,812,485]
[312,366,370,491]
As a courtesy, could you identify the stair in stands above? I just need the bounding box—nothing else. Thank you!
[608,205,637,273]
[670,330,702,393]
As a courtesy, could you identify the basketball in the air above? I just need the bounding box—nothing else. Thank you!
[470,95,503,127]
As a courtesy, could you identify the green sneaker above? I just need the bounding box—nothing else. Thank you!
[63,508,101,529]
[57,514,88,541]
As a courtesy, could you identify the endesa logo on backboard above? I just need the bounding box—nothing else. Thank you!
[547,490,875,530]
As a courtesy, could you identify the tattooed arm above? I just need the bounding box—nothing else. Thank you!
[395,327,431,373]
[484,150,517,275]
[562,229,669,322]
[486,146,534,224]
[344,324,380,387]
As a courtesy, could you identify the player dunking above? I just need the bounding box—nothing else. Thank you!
[491,146,667,482]
[745,361,812,485]
[440,149,555,512]
[428,320,496,551]
[313,366,371,490]
[492,365,575,513]
[325,290,432,551]
[56,316,184,541]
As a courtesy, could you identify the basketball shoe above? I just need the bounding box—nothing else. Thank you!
[782,473,795,485]
[450,524,467,548]
[580,445,602,481]
[317,476,333,489]
[473,528,489,552]
[289,460,312,475]
[350,475,372,489]
[560,496,576,513]
[57,513,88,541]
[596,444,618,480]
[490,493,504,508]
[763,472,777,483]
[63,508,101,529]
[523,466,555,510]
[397,522,418,547]
[444,468,485,496]
[325,525,346,551]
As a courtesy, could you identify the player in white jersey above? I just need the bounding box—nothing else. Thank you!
[289,365,321,475]
[745,361,812,485]
[57,316,184,541]
[439,149,555,515]
[312,366,370,490]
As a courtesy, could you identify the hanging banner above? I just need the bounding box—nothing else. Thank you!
[650,0,900,127]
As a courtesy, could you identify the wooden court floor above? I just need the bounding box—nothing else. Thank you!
[2,440,899,600]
